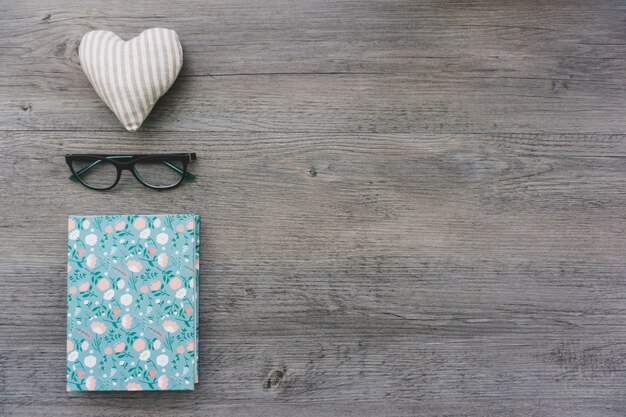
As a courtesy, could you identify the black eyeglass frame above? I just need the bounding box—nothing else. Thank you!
[65,153,197,191]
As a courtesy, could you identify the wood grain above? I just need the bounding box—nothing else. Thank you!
[1,1,626,416]
[2,0,626,133]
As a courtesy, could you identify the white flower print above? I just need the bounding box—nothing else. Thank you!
[139,228,151,239]
[120,294,133,306]
[69,229,80,240]
[68,351,79,362]
[85,234,98,246]
[156,354,169,367]
[156,233,169,245]
[139,350,151,361]
[84,355,97,368]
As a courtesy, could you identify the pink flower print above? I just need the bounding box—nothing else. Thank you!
[154,218,161,228]
[69,286,76,294]
[186,220,195,230]
[153,340,161,349]
[169,276,182,290]
[148,247,157,255]
[158,375,168,390]
[132,338,146,352]
[121,314,133,329]
[85,376,96,391]
[76,370,84,378]
[150,280,161,291]
[77,248,85,256]
[133,217,146,230]
[126,382,142,391]
[176,224,184,232]
[114,220,126,231]
[114,342,125,352]
[186,341,195,351]
[112,308,120,316]
[176,346,184,354]
[140,285,149,293]
[148,369,157,377]
[67,263,72,272]
[78,282,90,292]
[90,321,107,335]
[184,307,192,315]
[163,320,179,333]
[67,339,74,353]
[127,260,143,273]
[157,253,169,268]
[105,225,113,233]
[96,277,109,291]
[86,254,97,269]
[68,218,76,231]
[104,347,113,355]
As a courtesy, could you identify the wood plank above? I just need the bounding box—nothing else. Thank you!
[1,132,625,415]
[2,0,626,415]
[1,1,626,132]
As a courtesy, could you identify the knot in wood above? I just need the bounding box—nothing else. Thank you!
[265,368,284,389]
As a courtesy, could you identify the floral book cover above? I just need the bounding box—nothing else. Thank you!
[66,214,199,391]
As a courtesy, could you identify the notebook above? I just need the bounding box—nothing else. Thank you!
[66,214,199,391]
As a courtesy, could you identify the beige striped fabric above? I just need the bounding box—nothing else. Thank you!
[79,28,183,132]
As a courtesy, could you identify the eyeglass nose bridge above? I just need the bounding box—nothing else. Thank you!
[105,155,136,169]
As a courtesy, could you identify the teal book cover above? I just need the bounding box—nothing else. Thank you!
[66,214,199,391]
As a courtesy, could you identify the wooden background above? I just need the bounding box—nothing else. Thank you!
[1,0,626,415]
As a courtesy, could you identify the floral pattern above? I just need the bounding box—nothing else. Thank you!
[67,214,199,391]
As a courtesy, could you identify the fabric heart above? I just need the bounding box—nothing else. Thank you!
[79,28,183,131]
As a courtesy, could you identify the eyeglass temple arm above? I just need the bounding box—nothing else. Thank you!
[69,158,196,182]
[162,161,196,180]
[68,159,103,182]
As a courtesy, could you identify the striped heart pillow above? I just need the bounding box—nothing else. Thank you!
[79,28,183,131]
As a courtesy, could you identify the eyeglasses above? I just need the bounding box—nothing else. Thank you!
[65,153,197,190]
